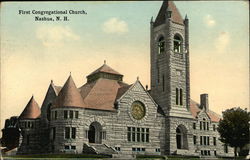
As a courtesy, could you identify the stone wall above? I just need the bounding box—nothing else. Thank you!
[17,119,41,154]
[167,116,197,155]
[150,18,191,119]
[48,81,164,156]
[194,111,234,157]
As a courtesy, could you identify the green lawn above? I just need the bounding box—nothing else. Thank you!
[3,154,111,159]
[3,154,246,160]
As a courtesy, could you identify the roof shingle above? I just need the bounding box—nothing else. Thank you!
[79,78,129,111]
[52,75,85,108]
[154,1,184,27]
[19,96,41,119]
[51,81,62,96]
[190,99,221,122]
[88,63,122,77]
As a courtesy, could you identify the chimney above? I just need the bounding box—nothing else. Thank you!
[200,94,209,112]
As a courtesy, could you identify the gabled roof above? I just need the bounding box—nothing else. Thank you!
[115,84,132,100]
[50,81,62,96]
[52,75,85,108]
[207,111,221,122]
[19,96,41,119]
[190,99,221,122]
[154,1,184,27]
[190,100,200,118]
[41,81,61,111]
[79,78,129,111]
[88,63,122,77]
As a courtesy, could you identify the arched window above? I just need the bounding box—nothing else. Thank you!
[203,118,206,130]
[158,36,165,54]
[180,88,183,105]
[47,103,52,121]
[176,128,182,149]
[176,125,188,149]
[174,35,182,53]
[176,88,179,105]
[157,61,160,83]
[176,88,183,106]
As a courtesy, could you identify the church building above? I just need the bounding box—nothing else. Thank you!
[1,1,234,158]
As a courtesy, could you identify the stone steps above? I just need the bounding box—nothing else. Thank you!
[89,143,117,155]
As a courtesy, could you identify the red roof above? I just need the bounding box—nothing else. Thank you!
[154,1,184,27]
[19,96,41,119]
[79,78,129,111]
[52,75,85,108]
[88,63,122,77]
[50,64,129,111]
[207,111,221,122]
[116,84,132,100]
[190,99,221,122]
[50,81,62,96]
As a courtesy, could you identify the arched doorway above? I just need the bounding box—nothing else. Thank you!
[176,125,188,149]
[88,121,102,144]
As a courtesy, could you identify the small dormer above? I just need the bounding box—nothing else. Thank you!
[154,1,184,27]
[166,5,172,19]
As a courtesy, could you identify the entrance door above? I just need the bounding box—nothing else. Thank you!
[88,125,95,143]
[88,121,102,144]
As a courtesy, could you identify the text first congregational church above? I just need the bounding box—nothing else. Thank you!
[1,1,234,158]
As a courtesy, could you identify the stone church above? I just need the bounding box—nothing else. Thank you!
[1,1,234,158]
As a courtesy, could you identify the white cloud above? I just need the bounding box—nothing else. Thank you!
[204,15,216,27]
[36,25,80,47]
[215,31,230,52]
[102,17,128,34]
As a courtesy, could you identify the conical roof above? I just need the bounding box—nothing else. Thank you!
[154,1,184,27]
[53,75,85,108]
[19,96,41,119]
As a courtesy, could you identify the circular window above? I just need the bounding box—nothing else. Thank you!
[131,101,146,120]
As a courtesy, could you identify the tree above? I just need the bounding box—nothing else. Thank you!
[217,107,250,157]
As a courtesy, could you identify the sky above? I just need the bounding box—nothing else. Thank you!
[0,1,249,129]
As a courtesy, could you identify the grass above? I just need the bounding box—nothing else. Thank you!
[3,154,246,160]
[136,154,166,159]
[3,154,111,159]
[136,155,201,160]
[164,155,200,160]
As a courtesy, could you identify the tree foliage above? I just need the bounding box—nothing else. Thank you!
[217,107,250,150]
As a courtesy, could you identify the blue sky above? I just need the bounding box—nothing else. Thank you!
[1,1,249,129]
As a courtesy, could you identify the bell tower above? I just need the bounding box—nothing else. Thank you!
[150,1,191,118]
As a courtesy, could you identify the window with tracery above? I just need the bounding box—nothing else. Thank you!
[174,35,182,53]
[158,36,165,54]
